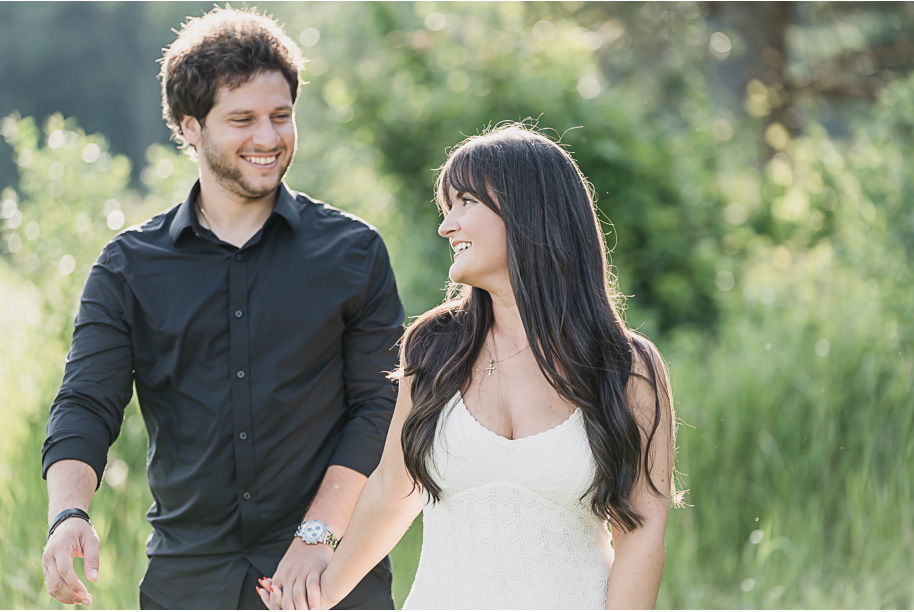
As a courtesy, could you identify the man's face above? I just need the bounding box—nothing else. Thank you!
[184,70,297,201]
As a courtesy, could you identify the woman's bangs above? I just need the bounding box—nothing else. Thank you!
[440,149,489,210]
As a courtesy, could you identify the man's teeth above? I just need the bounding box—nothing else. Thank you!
[454,242,471,253]
[246,155,277,166]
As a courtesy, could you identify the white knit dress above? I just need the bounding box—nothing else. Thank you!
[402,393,613,610]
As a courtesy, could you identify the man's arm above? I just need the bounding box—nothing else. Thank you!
[269,465,368,610]
[43,460,100,606]
[42,244,135,606]
[270,232,403,610]
[329,232,404,477]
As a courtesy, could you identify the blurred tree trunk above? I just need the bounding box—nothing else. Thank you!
[708,3,789,94]
[707,2,796,146]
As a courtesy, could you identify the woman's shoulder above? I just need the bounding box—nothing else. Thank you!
[627,331,666,374]
[624,330,672,420]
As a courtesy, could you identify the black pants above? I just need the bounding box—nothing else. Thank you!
[140,561,394,610]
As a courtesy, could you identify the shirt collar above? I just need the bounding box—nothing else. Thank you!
[169,181,302,244]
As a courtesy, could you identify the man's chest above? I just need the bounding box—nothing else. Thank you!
[125,244,360,376]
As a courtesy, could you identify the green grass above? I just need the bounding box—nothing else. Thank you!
[656,249,914,609]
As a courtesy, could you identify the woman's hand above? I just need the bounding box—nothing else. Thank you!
[256,577,279,609]
[256,575,340,610]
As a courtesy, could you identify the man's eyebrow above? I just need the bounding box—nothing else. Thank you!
[224,105,294,115]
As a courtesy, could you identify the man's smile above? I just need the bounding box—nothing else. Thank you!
[241,154,280,168]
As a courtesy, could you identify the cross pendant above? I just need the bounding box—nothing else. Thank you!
[486,360,496,376]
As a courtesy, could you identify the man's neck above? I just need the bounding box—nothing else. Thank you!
[196,178,279,248]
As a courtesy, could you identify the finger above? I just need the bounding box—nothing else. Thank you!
[281,578,296,610]
[82,530,101,583]
[257,586,272,609]
[45,579,81,606]
[53,550,91,605]
[258,579,274,609]
[43,564,81,607]
[43,543,79,604]
[306,571,321,610]
[270,580,283,610]
[292,578,307,610]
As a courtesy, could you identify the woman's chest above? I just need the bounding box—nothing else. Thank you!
[429,395,597,510]
[462,359,578,440]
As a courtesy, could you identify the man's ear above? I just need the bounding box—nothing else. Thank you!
[180,116,202,147]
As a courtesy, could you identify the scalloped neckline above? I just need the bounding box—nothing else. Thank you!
[455,392,582,444]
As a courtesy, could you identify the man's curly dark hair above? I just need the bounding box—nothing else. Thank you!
[158,6,307,154]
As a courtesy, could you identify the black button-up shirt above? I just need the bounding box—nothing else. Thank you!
[42,182,403,607]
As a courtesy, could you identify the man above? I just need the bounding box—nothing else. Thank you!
[41,7,403,609]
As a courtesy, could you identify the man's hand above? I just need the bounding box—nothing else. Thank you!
[263,465,367,609]
[42,517,100,606]
[268,538,333,610]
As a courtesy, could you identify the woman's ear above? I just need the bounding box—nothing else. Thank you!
[180,116,202,147]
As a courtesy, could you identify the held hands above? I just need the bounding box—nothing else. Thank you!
[257,539,341,610]
[41,517,100,606]
[257,575,335,611]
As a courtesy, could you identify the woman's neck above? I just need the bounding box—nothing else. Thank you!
[488,291,527,348]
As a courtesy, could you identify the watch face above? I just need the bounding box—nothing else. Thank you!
[302,521,326,543]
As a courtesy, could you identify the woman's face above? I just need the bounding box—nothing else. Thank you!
[438,182,510,294]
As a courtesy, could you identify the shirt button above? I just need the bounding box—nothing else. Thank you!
[237,370,245,379]
[235,253,243,261]
[234,310,244,318]
[243,492,252,500]
[239,431,248,440]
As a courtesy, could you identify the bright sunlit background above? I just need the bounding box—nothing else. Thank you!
[1,2,912,608]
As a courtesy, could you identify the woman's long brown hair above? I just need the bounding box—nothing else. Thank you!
[397,123,676,531]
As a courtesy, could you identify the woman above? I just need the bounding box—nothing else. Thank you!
[260,123,680,609]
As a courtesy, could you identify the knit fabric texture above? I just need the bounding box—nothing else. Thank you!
[403,393,612,609]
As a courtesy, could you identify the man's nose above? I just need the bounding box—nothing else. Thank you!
[252,118,281,149]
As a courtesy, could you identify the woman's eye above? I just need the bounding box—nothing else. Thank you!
[462,197,476,206]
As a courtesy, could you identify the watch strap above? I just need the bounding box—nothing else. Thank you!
[320,530,340,551]
[48,508,92,540]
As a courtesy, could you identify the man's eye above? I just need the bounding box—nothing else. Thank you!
[232,118,252,124]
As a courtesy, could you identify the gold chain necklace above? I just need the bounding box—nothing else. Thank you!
[485,343,529,377]
[197,200,216,232]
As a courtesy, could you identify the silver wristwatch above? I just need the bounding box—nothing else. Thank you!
[294,519,340,550]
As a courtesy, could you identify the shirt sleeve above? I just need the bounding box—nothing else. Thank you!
[42,242,135,488]
[329,232,404,477]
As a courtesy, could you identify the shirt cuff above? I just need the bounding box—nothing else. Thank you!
[328,427,386,478]
[42,429,108,489]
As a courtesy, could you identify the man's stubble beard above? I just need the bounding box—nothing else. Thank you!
[197,134,295,201]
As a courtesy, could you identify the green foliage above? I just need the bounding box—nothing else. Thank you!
[658,74,914,608]
[0,115,163,609]
[665,245,914,608]
[277,2,733,333]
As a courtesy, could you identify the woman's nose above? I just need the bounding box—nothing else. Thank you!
[438,210,458,237]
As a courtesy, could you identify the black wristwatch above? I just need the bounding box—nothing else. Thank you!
[48,508,92,540]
